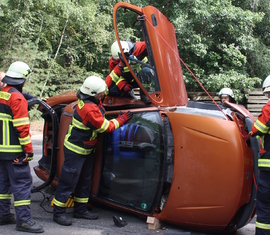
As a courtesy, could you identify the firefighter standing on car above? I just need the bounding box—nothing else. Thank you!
[105,40,149,101]
[248,75,270,235]
[0,61,44,233]
[53,76,133,226]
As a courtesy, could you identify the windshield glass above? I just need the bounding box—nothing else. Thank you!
[99,111,164,213]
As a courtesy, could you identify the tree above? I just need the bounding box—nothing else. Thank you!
[0,0,115,97]
[0,0,268,103]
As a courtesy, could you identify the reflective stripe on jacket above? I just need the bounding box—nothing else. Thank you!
[0,86,32,160]
[64,99,120,155]
[105,41,148,93]
[252,101,270,169]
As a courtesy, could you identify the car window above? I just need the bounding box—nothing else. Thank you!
[99,111,164,213]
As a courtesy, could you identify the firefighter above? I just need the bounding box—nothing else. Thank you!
[53,76,133,226]
[0,61,44,233]
[105,40,149,103]
[249,75,270,235]
[218,87,236,104]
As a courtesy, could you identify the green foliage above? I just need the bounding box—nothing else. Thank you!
[161,0,269,103]
[28,107,43,121]
[201,70,261,102]
[0,0,269,104]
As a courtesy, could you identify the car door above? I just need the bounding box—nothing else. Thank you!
[97,110,165,214]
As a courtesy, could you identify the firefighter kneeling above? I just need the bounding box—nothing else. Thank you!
[53,76,133,226]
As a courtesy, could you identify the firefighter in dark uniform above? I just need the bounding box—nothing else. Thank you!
[105,40,150,103]
[53,76,133,226]
[0,61,44,233]
[249,75,270,235]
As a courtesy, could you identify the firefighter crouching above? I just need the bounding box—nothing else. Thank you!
[53,76,133,226]
[0,61,44,233]
[105,40,150,103]
[249,75,270,235]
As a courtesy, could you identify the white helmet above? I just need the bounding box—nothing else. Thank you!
[78,76,107,99]
[218,87,234,98]
[3,61,32,85]
[262,75,270,93]
[111,41,130,60]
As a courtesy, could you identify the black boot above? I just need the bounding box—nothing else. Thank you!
[53,215,72,226]
[16,219,44,233]
[0,213,16,225]
[73,210,99,220]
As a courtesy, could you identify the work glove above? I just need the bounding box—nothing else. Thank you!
[117,111,133,126]
[123,84,132,93]
[83,138,98,148]
[242,134,250,141]
[118,54,128,68]
[23,152,34,163]
[128,55,138,64]
[118,61,125,68]
[243,131,254,141]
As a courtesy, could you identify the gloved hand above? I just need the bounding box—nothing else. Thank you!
[119,60,125,68]
[242,130,255,141]
[117,111,133,126]
[123,84,132,93]
[128,55,137,64]
[23,152,34,163]
[118,54,126,68]
[243,134,250,141]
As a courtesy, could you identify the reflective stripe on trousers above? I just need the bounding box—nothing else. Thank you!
[53,147,95,216]
[0,156,32,223]
[256,170,270,235]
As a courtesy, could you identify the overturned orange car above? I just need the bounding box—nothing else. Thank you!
[30,2,259,233]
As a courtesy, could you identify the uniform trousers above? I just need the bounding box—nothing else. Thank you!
[0,154,32,224]
[53,147,95,216]
[256,170,270,235]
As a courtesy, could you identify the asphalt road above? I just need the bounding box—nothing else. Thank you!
[0,134,256,235]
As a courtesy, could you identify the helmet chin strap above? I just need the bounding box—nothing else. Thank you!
[13,83,24,92]
[101,96,105,103]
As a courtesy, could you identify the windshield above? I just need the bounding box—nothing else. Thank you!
[99,111,164,213]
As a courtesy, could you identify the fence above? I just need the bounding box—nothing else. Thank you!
[188,89,267,119]
[135,89,266,119]
[246,88,267,119]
